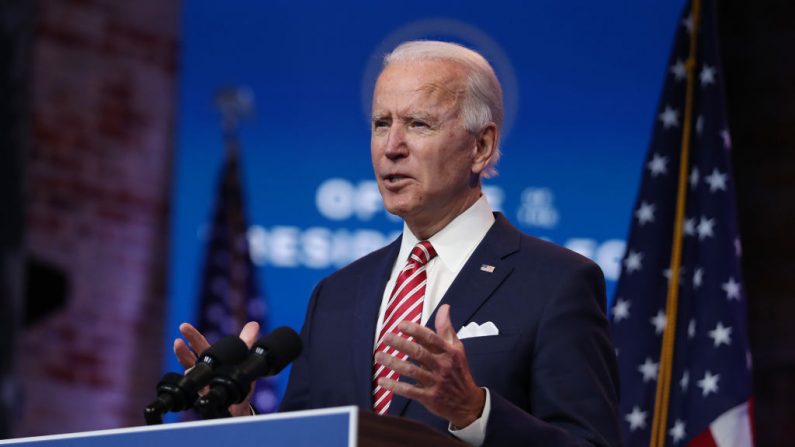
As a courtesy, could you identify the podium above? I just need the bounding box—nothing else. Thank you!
[0,406,466,446]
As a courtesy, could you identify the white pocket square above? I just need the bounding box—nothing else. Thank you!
[457,321,499,340]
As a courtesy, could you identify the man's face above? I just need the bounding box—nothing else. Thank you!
[371,60,482,234]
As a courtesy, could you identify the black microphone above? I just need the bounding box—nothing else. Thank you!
[194,327,302,419]
[144,335,249,424]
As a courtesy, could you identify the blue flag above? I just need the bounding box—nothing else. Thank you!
[610,1,754,446]
[195,141,278,414]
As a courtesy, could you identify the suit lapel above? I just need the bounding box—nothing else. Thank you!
[389,213,521,417]
[351,236,402,409]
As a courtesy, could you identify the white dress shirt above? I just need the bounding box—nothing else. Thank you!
[374,195,495,446]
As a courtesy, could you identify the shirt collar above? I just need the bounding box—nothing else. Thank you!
[399,195,495,274]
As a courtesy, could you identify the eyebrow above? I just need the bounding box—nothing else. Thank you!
[404,112,436,123]
[371,111,435,121]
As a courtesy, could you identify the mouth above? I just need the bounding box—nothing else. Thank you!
[383,174,412,189]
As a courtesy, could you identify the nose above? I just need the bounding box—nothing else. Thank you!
[383,125,408,160]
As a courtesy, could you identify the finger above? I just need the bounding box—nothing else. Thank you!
[374,351,435,385]
[229,383,256,417]
[173,338,197,369]
[383,333,439,370]
[179,322,210,355]
[434,304,459,344]
[396,321,447,354]
[239,321,260,348]
[377,377,427,402]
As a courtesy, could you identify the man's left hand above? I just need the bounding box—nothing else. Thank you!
[375,304,486,428]
[174,321,260,417]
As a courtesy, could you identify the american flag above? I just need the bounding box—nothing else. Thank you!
[610,1,754,446]
[194,139,278,414]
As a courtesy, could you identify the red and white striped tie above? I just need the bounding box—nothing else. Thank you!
[372,240,437,415]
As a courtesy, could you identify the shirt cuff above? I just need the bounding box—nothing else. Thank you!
[448,387,490,447]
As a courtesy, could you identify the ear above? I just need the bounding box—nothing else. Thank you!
[470,123,498,176]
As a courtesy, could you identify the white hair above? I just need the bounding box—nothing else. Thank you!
[383,40,504,178]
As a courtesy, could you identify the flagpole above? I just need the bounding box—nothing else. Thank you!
[649,1,702,446]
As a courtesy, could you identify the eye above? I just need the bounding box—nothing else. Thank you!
[372,118,390,130]
[409,120,429,129]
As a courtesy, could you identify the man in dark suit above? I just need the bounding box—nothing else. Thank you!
[176,40,621,446]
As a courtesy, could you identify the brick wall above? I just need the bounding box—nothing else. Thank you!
[15,0,180,435]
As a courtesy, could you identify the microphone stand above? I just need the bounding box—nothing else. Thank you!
[194,366,240,419]
[143,372,184,425]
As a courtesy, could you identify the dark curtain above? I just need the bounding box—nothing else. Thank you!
[719,1,795,445]
[0,0,34,439]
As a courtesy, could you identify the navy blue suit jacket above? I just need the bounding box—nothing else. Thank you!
[280,214,621,446]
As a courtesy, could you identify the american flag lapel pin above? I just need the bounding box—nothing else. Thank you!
[480,264,495,273]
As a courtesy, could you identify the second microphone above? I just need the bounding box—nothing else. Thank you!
[195,326,302,418]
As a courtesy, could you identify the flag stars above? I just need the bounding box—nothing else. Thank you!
[647,153,669,177]
[697,371,720,397]
[683,217,696,237]
[708,322,733,347]
[626,406,648,431]
[624,251,644,273]
[663,266,685,283]
[651,310,667,335]
[670,59,687,81]
[612,298,631,322]
[689,167,700,189]
[658,106,680,129]
[696,115,704,135]
[638,357,659,382]
[635,201,656,226]
[682,14,693,32]
[700,64,716,86]
[721,129,732,149]
[693,267,704,288]
[722,277,741,300]
[688,319,696,339]
[697,216,716,240]
[680,370,690,391]
[704,168,728,192]
[735,238,742,257]
[669,420,687,444]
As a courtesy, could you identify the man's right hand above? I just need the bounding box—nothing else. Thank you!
[173,321,260,417]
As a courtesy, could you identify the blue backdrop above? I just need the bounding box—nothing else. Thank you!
[165,0,686,401]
